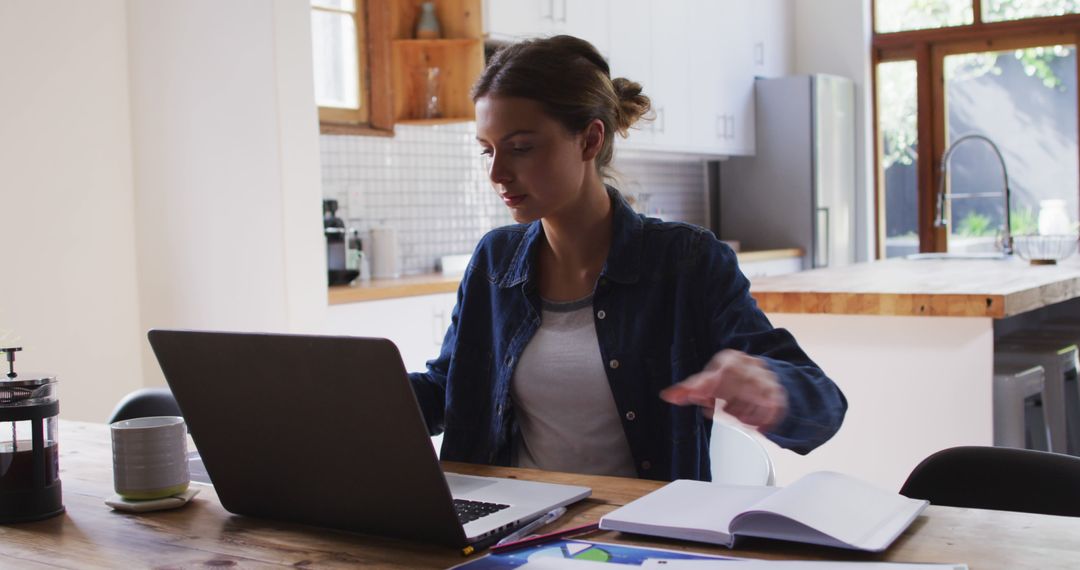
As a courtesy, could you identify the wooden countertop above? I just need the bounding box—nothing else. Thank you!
[329,248,804,305]
[8,420,1080,569]
[750,256,1080,318]
[329,272,462,304]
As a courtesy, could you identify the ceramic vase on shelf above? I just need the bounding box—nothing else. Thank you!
[416,2,441,39]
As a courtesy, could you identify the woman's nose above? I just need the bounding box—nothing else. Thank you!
[488,153,513,185]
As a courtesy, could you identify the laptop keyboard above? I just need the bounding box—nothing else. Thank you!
[453,499,511,524]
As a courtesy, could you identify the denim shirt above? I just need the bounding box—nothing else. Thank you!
[409,189,847,482]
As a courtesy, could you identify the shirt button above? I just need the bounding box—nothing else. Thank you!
[641,460,652,470]
[609,359,620,369]
[599,278,608,287]
[597,310,606,320]
[625,411,636,421]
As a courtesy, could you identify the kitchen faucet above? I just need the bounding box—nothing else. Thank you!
[934,133,1013,255]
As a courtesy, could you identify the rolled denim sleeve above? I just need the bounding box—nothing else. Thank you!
[702,235,847,454]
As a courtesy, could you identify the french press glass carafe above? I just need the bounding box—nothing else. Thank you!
[0,346,64,523]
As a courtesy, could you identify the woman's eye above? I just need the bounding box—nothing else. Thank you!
[512,146,533,154]
[479,148,493,157]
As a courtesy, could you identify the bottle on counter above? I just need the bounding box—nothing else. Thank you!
[324,199,359,285]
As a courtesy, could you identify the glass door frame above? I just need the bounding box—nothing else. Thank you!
[872,5,1080,256]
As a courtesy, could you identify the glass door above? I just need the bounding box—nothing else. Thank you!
[877,60,921,258]
[939,41,1079,253]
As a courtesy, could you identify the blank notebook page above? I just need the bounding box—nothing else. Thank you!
[611,481,776,534]
[746,471,924,549]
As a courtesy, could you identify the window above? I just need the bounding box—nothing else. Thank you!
[310,0,392,134]
[873,1,1080,256]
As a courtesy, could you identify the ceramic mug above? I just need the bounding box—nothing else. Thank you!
[110,416,189,500]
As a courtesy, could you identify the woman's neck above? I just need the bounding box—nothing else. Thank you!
[537,178,613,301]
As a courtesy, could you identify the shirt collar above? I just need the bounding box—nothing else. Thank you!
[499,186,643,288]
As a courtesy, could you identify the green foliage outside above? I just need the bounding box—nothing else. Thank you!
[878,0,1077,169]
[955,212,993,236]
[1011,206,1039,235]
[953,206,1038,236]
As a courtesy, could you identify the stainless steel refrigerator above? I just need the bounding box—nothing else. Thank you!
[714,74,856,269]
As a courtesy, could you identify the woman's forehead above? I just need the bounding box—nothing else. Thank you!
[475,96,555,139]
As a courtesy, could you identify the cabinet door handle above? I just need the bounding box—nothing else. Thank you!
[559,0,568,23]
[657,107,666,133]
[544,0,554,21]
[754,42,765,66]
[716,115,723,139]
[726,115,735,140]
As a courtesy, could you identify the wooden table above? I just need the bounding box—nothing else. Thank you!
[3,422,1079,569]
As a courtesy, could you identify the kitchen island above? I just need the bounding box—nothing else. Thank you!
[746,256,1080,490]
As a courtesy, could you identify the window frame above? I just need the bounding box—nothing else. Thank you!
[314,0,394,136]
[872,1,1080,256]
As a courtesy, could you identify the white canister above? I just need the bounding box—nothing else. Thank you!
[1038,199,1072,236]
[369,226,401,279]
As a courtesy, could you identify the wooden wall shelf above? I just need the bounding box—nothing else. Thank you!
[390,0,483,125]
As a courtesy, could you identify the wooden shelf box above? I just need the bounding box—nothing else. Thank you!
[389,0,484,124]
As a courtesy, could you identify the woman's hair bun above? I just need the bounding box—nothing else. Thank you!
[611,77,652,136]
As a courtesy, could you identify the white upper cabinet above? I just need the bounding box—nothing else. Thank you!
[645,0,691,152]
[485,0,610,55]
[485,0,789,157]
[485,0,552,39]
[606,0,655,148]
[687,0,755,156]
[558,0,611,56]
[752,0,793,79]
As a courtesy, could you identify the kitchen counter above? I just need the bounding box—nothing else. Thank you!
[753,254,1080,492]
[329,273,462,304]
[328,248,805,304]
[750,256,1080,318]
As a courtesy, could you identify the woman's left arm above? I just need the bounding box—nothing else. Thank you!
[661,235,847,455]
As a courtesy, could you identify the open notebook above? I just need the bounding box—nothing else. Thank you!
[599,471,927,552]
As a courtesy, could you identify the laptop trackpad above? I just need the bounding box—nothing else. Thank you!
[445,473,499,495]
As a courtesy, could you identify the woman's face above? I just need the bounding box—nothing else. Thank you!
[475,96,593,223]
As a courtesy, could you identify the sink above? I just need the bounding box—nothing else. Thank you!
[905,252,1009,260]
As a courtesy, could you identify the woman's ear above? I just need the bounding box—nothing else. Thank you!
[581,119,605,162]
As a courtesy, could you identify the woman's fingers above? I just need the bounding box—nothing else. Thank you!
[660,350,788,432]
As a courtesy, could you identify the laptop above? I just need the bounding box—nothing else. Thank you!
[147,329,591,548]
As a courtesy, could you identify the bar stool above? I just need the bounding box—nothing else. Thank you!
[992,363,1050,451]
[1014,324,1080,455]
[995,335,1080,456]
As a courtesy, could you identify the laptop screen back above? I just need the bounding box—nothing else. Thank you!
[147,329,468,546]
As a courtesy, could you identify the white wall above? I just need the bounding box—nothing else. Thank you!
[1,0,326,421]
[793,0,875,262]
[0,0,145,421]
[127,0,327,387]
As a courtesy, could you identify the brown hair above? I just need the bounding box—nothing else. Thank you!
[472,35,651,177]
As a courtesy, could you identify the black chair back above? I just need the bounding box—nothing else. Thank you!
[900,446,1080,517]
[107,387,182,424]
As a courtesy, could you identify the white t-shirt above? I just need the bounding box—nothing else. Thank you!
[510,294,638,477]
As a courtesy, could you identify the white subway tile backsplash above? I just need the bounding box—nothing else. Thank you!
[320,122,706,275]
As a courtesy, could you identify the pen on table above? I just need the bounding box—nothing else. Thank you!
[460,507,570,557]
[460,514,539,557]
[494,506,567,547]
[489,521,601,554]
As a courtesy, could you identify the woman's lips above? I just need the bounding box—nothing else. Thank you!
[501,194,526,207]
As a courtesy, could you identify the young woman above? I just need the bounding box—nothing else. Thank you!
[408,35,846,482]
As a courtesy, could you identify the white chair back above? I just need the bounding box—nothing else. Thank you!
[709,412,776,486]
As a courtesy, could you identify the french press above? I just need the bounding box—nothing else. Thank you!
[0,346,64,523]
